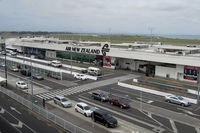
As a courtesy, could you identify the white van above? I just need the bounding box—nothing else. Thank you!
[88,67,102,76]
[49,60,62,67]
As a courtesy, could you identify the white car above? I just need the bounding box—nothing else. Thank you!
[16,81,28,89]
[74,73,87,80]
[49,60,62,67]
[75,102,93,117]
[165,94,190,106]
[10,66,19,72]
[53,95,72,108]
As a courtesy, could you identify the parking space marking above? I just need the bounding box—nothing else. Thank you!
[169,119,178,133]
[79,97,165,133]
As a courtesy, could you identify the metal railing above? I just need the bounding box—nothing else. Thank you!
[0,87,91,133]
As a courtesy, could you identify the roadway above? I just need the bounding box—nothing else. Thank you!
[1,55,200,133]
[0,92,66,133]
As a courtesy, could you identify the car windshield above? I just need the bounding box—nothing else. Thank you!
[104,114,112,120]
[84,106,91,110]
[21,83,25,85]
[178,96,183,100]
[119,99,126,103]
[61,98,68,102]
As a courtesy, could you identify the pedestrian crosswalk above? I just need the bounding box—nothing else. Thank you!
[36,74,135,100]
[36,86,92,100]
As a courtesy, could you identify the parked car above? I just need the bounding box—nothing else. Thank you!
[16,81,28,89]
[165,94,190,106]
[91,109,118,128]
[81,68,88,74]
[0,63,6,68]
[53,95,72,108]
[32,74,44,80]
[20,69,31,76]
[37,54,45,59]
[92,91,109,102]
[74,73,87,80]
[10,66,19,72]
[75,102,93,117]
[47,73,61,80]
[49,60,62,67]
[109,97,130,109]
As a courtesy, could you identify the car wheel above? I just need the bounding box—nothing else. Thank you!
[166,100,170,103]
[105,123,109,128]
[54,100,56,104]
[84,113,87,117]
[75,108,78,112]
[110,102,113,105]
[181,103,185,107]
[120,105,123,109]
[101,99,104,102]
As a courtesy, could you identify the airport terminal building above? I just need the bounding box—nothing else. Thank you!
[6,37,200,82]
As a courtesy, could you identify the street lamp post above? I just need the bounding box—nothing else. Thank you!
[30,55,34,105]
[4,42,7,87]
[70,46,72,75]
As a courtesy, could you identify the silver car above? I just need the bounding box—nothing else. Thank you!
[53,95,72,108]
[165,94,190,106]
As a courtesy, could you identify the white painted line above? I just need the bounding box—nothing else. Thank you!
[10,106,21,115]
[147,112,152,118]
[11,121,23,128]
[118,82,198,104]
[5,108,37,133]
[170,119,178,133]
[0,108,5,114]
[195,127,200,133]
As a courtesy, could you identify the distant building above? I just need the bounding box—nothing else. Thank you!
[7,36,200,82]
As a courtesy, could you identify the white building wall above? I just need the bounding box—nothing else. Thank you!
[176,65,184,80]
[46,51,56,58]
[118,59,147,72]
[155,66,176,79]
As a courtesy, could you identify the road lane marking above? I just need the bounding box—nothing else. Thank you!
[169,119,178,133]
[195,127,200,133]
[78,97,164,133]
[5,108,37,133]
[10,106,22,115]
[11,121,23,128]
[0,108,5,114]
[177,108,200,117]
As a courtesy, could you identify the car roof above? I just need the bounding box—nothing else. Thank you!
[52,60,61,63]
[94,109,109,115]
[77,102,88,107]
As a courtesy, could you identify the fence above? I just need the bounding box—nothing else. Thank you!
[0,87,92,133]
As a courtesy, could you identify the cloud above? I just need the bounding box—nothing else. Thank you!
[0,0,200,34]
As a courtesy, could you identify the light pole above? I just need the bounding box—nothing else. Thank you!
[70,46,72,75]
[30,55,34,105]
[3,41,7,87]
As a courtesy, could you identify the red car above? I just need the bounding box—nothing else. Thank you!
[109,97,130,109]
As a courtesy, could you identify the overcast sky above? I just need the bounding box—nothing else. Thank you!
[0,0,200,35]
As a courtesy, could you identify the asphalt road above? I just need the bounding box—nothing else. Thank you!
[69,83,200,133]
[0,92,66,133]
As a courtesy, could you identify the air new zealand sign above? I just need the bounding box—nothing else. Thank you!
[65,44,110,56]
